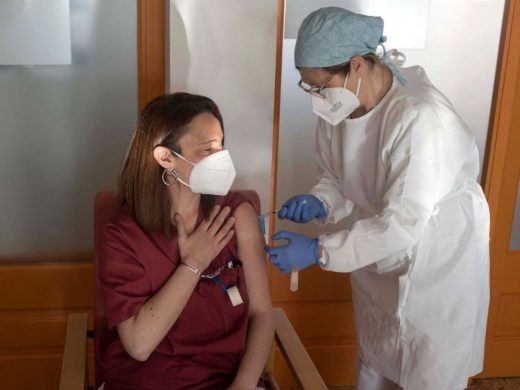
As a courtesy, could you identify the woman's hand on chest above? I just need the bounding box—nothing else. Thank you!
[175,205,235,271]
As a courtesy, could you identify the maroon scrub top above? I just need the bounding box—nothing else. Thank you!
[99,192,257,390]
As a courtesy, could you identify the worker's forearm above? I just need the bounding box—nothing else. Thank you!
[120,264,199,361]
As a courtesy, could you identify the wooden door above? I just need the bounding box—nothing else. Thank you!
[481,0,520,378]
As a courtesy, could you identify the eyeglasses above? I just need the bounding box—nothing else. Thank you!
[297,72,338,99]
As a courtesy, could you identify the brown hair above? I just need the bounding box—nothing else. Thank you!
[326,53,381,74]
[118,92,224,236]
[297,52,382,75]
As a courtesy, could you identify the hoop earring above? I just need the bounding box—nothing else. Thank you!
[161,169,178,186]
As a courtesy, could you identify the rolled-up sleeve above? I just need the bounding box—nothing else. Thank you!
[99,224,152,329]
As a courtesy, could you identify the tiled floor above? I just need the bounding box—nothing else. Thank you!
[283,377,520,390]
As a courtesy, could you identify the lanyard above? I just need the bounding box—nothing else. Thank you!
[210,272,241,292]
[203,261,241,289]
[208,270,243,307]
[212,275,228,292]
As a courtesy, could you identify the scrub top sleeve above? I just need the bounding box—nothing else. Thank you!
[311,120,355,225]
[99,224,152,329]
[227,191,260,216]
[320,102,442,273]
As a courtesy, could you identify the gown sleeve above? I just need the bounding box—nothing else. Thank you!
[311,119,356,225]
[99,221,152,329]
[319,100,458,273]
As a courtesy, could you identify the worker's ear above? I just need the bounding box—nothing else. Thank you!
[349,56,367,79]
[153,146,175,169]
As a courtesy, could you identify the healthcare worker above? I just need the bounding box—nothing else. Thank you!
[266,7,490,390]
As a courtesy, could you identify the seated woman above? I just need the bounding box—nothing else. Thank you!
[99,92,274,390]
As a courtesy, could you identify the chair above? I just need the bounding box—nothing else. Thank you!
[59,191,327,390]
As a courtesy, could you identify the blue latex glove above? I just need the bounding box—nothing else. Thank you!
[278,194,326,223]
[265,230,319,274]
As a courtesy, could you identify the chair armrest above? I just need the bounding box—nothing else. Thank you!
[59,309,328,390]
[59,313,88,390]
[273,308,328,390]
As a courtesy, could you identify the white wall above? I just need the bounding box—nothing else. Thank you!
[403,0,505,169]
[168,0,278,215]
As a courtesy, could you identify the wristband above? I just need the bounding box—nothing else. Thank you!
[180,261,201,276]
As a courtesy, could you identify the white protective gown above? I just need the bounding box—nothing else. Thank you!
[311,66,490,390]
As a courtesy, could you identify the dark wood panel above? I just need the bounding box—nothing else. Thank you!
[0,263,94,389]
[138,0,166,112]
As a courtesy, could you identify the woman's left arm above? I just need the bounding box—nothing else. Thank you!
[228,202,275,390]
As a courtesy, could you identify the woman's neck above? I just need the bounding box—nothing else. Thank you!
[169,184,201,232]
[351,64,393,119]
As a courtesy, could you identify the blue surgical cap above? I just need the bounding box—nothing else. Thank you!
[295,7,385,68]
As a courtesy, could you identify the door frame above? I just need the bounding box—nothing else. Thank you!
[138,0,166,112]
[482,0,518,230]
[480,0,520,377]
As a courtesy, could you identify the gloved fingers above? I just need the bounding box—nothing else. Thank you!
[271,230,293,242]
[272,262,290,274]
[269,253,291,274]
[293,201,305,222]
[267,253,278,265]
[277,206,288,219]
[273,256,291,274]
[282,195,300,208]
[265,245,282,257]
[301,207,313,222]
[285,201,297,220]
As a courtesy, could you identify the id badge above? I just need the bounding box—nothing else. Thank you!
[227,285,243,307]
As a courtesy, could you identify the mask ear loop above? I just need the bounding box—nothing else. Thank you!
[355,77,362,97]
[171,150,196,167]
[169,150,197,189]
[344,72,362,97]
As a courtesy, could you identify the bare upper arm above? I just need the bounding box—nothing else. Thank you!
[233,202,272,315]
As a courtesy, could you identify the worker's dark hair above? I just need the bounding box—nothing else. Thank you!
[322,52,382,75]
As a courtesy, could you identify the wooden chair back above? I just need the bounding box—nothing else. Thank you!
[60,190,327,389]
